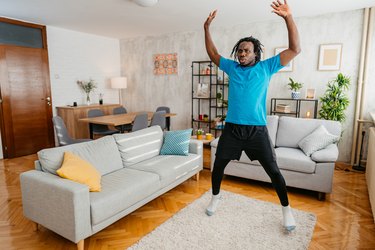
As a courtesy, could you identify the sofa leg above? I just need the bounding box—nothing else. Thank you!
[77,239,84,250]
[193,172,200,181]
[33,222,39,231]
[318,192,326,201]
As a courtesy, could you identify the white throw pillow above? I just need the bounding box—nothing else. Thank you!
[298,125,339,156]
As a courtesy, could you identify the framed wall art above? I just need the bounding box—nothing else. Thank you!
[318,44,342,71]
[274,47,293,72]
[153,53,178,75]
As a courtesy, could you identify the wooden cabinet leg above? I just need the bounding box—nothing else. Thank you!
[77,239,84,250]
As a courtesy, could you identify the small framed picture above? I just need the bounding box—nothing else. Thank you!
[318,44,342,71]
[275,47,293,72]
[306,89,316,99]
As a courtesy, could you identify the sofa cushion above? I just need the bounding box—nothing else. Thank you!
[128,154,201,187]
[311,143,339,162]
[276,116,341,148]
[38,136,123,176]
[89,168,160,226]
[236,147,315,174]
[275,147,316,174]
[113,126,163,167]
[298,125,339,156]
[57,152,101,192]
[266,115,279,147]
[160,129,192,156]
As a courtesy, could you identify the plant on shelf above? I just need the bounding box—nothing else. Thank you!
[196,128,204,140]
[287,77,303,99]
[216,91,223,107]
[319,73,350,123]
[77,79,97,105]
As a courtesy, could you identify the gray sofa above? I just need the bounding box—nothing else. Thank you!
[20,126,203,249]
[211,116,341,200]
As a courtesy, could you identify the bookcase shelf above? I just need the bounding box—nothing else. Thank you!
[270,98,318,118]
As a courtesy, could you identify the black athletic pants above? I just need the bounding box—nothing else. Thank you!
[212,123,289,206]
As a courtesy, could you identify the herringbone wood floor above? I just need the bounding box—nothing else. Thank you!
[0,154,374,250]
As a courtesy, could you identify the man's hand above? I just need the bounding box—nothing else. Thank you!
[204,10,220,66]
[204,10,217,30]
[271,0,291,18]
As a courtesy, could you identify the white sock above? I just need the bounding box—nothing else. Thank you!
[206,194,221,216]
[282,205,296,231]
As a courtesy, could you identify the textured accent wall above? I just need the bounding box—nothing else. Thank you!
[120,9,374,162]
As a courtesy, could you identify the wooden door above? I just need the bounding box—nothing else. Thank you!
[0,45,54,158]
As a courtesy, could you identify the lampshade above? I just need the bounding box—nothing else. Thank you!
[133,0,158,7]
[111,77,127,89]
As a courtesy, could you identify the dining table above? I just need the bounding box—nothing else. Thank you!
[79,111,177,139]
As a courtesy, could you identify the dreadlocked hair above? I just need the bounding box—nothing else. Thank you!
[230,36,264,64]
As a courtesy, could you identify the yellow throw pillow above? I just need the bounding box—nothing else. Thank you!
[57,152,101,192]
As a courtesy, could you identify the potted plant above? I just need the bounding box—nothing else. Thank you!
[77,79,97,105]
[196,128,204,140]
[216,90,224,107]
[287,77,303,99]
[319,73,350,123]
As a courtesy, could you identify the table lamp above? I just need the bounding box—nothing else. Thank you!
[111,77,127,104]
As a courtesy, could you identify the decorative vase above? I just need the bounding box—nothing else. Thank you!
[291,91,300,99]
[86,93,91,105]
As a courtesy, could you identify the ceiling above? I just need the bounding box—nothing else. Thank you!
[1,0,375,39]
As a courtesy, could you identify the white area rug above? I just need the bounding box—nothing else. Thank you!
[128,190,316,250]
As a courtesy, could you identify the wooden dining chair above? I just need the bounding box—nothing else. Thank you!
[150,111,166,130]
[156,106,170,130]
[52,116,92,146]
[88,109,119,137]
[132,112,149,132]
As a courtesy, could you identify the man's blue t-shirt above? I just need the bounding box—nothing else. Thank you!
[219,55,284,125]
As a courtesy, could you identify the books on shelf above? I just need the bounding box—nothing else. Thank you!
[275,104,291,113]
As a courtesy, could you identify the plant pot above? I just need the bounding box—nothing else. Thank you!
[291,91,300,99]
[197,134,203,140]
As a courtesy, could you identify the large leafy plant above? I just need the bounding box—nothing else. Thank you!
[319,73,350,123]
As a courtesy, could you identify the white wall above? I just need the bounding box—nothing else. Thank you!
[0,26,121,159]
[120,9,373,162]
[47,26,122,112]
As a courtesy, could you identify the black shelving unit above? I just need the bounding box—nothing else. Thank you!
[191,61,228,137]
[270,98,318,118]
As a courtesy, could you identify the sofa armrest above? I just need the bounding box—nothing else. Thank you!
[189,139,203,155]
[189,139,203,168]
[311,144,339,162]
[20,170,92,243]
[210,137,219,148]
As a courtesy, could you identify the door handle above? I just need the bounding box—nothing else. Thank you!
[45,96,51,106]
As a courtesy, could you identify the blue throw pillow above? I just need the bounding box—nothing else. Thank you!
[160,129,192,156]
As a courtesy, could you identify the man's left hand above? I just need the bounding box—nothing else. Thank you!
[271,0,291,18]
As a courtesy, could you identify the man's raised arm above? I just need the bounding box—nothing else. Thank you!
[271,0,301,66]
[204,10,221,66]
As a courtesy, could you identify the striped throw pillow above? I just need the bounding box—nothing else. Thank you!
[160,129,192,156]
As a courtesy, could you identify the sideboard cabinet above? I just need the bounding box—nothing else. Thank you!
[56,104,121,139]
